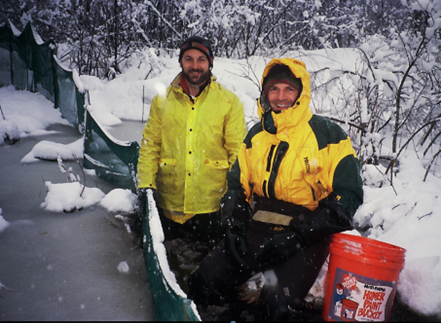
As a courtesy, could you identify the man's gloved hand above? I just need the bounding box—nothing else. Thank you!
[221,195,251,229]
[225,226,250,271]
[220,195,235,225]
[255,231,304,270]
[221,193,252,271]
[293,193,353,247]
[137,188,150,221]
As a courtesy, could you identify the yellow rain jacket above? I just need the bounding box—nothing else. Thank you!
[137,73,247,223]
[227,58,363,216]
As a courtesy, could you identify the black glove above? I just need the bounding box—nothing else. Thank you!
[221,193,251,229]
[221,193,252,271]
[254,193,353,270]
[225,226,250,271]
[255,231,303,269]
[137,188,151,221]
[294,193,353,246]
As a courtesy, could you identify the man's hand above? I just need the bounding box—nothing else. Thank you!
[221,193,251,229]
[137,188,150,221]
[221,193,252,271]
[225,226,250,271]
[255,232,303,269]
[289,193,353,247]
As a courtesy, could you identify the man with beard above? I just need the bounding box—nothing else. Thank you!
[136,36,247,240]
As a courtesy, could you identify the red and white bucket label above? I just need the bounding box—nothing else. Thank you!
[327,268,395,321]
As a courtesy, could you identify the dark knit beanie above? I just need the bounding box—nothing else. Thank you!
[263,64,302,98]
[178,36,214,67]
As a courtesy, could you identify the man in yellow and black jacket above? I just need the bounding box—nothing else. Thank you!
[188,58,363,320]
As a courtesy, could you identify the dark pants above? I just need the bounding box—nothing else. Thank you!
[158,207,224,244]
[188,219,331,320]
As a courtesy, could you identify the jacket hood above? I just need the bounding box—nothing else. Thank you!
[257,58,312,135]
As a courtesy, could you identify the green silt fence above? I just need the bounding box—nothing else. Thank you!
[142,191,201,321]
[83,109,140,192]
[0,20,84,128]
[0,20,137,191]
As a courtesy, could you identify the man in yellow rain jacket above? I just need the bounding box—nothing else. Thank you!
[136,36,247,238]
[188,58,363,320]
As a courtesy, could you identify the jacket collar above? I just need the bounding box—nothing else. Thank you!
[170,72,215,97]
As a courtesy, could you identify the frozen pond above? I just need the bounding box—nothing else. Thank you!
[0,124,154,320]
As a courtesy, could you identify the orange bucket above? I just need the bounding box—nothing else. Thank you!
[322,233,406,322]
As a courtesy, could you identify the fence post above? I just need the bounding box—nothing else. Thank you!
[142,85,145,123]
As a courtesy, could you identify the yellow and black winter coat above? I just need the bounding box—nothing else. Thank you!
[226,58,363,230]
[137,73,247,223]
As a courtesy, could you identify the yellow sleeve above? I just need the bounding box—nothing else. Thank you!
[223,92,247,169]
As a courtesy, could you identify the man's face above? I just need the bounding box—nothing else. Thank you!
[180,49,210,86]
[267,83,299,112]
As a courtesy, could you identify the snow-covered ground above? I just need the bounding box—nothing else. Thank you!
[1,47,441,320]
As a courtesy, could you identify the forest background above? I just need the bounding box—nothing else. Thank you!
[2,0,440,174]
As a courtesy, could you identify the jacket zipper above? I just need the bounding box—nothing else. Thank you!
[262,141,289,199]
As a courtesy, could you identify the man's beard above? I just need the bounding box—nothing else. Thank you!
[183,68,210,86]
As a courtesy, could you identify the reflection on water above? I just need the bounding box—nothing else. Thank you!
[106,119,146,144]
